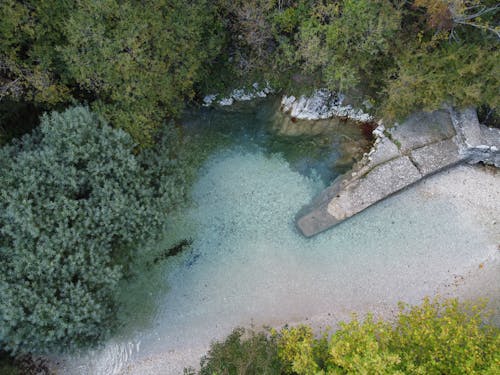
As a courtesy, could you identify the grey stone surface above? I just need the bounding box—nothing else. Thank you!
[480,124,500,147]
[281,89,373,122]
[367,137,400,167]
[451,107,500,167]
[296,204,341,238]
[327,157,422,221]
[451,107,483,148]
[295,107,499,237]
[410,139,464,176]
[295,175,346,236]
[389,110,455,152]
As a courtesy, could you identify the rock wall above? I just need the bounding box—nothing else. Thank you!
[296,107,500,237]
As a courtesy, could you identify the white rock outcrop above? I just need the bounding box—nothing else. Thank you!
[281,89,373,122]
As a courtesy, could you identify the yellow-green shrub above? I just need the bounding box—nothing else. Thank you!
[326,315,401,374]
[191,298,499,375]
[391,298,499,374]
[277,325,328,375]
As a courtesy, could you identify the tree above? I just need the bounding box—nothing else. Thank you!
[196,328,283,375]
[0,106,187,354]
[382,42,499,119]
[60,0,223,146]
[297,0,401,96]
[414,0,500,40]
[0,1,224,147]
[0,0,72,105]
[381,0,499,119]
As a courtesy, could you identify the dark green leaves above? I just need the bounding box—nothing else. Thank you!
[0,107,187,354]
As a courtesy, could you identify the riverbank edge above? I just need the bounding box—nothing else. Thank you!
[118,163,499,375]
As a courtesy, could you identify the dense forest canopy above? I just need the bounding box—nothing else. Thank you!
[1,0,498,147]
[0,0,498,358]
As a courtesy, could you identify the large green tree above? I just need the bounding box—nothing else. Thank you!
[0,107,187,354]
[61,0,223,145]
[0,0,223,146]
[382,0,500,119]
[0,0,72,105]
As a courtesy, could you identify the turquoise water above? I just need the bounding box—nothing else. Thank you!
[54,101,498,375]
[180,98,370,183]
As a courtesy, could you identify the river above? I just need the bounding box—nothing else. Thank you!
[53,98,499,374]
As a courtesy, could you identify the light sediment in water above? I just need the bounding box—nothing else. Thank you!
[54,152,499,375]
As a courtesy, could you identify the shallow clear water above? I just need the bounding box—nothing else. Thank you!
[55,102,498,375]
[180,98,371,183]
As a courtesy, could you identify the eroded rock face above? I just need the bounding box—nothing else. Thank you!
[273,115,347,137]
[271,96,377,176]
[296,107,500,237]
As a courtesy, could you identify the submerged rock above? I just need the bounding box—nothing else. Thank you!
[296,107,500,237]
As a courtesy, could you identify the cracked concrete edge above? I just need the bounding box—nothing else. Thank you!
[296,107,499,237]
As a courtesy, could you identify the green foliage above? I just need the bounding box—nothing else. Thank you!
[297,0,401,94]
[0,101,43,147]
[61,0,223,146]
[276,325,328,375]
[0,353,20,375]
[383,40,499,120]
[196,328,282,375]
[0,362,20,375]
[210,0,498,117]
[207,1,314,92]
[2,0,498,135]
[0,106,188,354]
[0,0,72,105]
[190,298,499,375]
[0,0,223,146]
[209,0,402,98]
[326,315,401,374]
[391,298,499,374]
[380,0,500,120]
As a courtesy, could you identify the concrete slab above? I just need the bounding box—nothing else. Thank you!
[480,125,500,148]
[295,107,498,237]
[410,139,464,176]
[452,107,482,147]
[367,137,400,167]
[327,156,422,220]
[390,110,455,152]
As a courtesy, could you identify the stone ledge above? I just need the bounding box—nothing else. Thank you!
[327,156,422,221]
[296,107,499,237]
[410,138,464,176]
[389,110,455,153]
